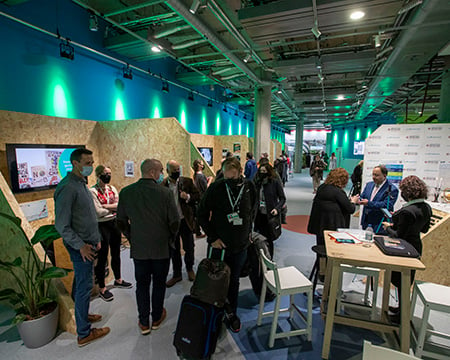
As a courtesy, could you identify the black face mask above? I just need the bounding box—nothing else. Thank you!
[225,178,240,187]
[259,172,268,178]
[170,171,180,180]
[99,174,111,184]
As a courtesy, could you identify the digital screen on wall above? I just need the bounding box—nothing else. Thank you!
[197,147,213,166]
[6,144,85,193]
[353,141,365,155]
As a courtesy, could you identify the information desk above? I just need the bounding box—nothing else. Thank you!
[321,231,425,359]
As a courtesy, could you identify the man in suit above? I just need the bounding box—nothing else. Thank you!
[116,159,180,335]
[163,160,201,287]
[358,164,399,234]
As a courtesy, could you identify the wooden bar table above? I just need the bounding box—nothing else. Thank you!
[320,231,426,359]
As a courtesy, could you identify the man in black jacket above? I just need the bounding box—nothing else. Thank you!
[197,157,256,333]
[162,160,201,287]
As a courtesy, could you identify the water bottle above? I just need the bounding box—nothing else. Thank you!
[365,225,374,241]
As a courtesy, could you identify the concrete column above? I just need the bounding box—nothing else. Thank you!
[438,66,450,122]
[254,85,272,161]
[294,120,304,173]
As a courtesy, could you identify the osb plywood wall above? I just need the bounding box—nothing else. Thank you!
[0,110,100,232]
[215,135,249,171]
[96,118,191,191]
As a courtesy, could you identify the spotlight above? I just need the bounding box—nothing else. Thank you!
[311,25,321,39]
[123,64,132,80]
[243,53,251,63]
[60,39,74,60]
[162,81,169,93]
[223,105,228,113]
[89,14,98,32]
[207,99,212,107]
[234,109,238,116]
[188,91,194,101]
[189,0,201,14]
[244,114,247,120]
[350,11,365,20]
[374,34,381,48]
[151,45,162,53]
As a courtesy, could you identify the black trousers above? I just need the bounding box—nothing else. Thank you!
[254,212,274,258]
[94,219,122,288]
[170,218,195,277]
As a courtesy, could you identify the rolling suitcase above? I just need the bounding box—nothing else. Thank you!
[190,248,230,307]
[173,295,224,360]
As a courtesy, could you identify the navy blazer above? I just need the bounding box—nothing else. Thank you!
[360,180,399,233]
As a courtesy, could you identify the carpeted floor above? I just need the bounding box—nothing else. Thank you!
[282,215,310,235]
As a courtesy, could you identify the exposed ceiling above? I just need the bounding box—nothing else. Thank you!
[67,0,450,130]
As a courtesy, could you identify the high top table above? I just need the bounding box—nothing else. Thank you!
[321,231,426,359]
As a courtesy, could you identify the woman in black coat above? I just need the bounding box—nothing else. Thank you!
[254,163,286,257]
[382,175,432,317]
[308,168,359,246]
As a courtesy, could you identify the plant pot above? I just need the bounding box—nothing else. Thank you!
[16,303,59,348]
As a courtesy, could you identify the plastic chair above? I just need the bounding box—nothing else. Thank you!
[410,281,450,359]
[257,249,313,348]
[362,340,420,359]
[336,264,380,320]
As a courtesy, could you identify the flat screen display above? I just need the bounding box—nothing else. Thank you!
[353,141,365,155]
[197,147,213,166]
[6,143,85,193]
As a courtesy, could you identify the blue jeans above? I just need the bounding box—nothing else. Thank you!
[224,249,248,313]
[66,245,94,339]
[133,258,170,327]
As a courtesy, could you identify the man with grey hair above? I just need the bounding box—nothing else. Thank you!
[117,159,180,335]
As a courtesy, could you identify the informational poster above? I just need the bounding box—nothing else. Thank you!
[125,161,134,177]
[233,143,241,161]
[222,148,228,158]
[386,163,404,186]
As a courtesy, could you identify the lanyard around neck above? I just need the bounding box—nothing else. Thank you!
[225,183,245,212]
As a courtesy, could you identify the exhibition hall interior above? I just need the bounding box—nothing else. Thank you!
[1,0,450,359]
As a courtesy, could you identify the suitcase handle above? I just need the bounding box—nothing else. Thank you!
[208,246,225,261]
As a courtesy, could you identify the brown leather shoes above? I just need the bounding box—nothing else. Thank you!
[188,270,196,282]
[138,321,151,335]
[166,276,182,287]
[77,327,110,347]
[87,314,102,323]
[151,308,167,330]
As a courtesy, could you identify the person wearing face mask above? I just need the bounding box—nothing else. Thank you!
[89,165,132,302]
[54,148,110,347]
[358,164,399,234]
[162,160,201,287]
[117,159,180,335]
[197,157,257,333]
[253,163,286,258]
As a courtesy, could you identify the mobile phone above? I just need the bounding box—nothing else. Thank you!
[381,208,392,219]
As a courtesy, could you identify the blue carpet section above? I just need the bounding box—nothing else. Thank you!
[231,291,384,360]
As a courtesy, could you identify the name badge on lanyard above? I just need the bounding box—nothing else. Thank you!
[226,183,245,226]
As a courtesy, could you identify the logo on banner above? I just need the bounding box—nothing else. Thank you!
[386,143,399,147]
[425,144,440,148]
[404,152,418,156]
[406,135,420,139]
[387,127,401,131]
[368,151,380,155]
[427,126,442,131]
[424,160,439,164]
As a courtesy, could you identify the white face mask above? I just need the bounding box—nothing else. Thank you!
[81,166,93,177]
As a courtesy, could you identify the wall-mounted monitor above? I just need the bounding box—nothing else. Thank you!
[353,141,365,155]
[197,147,213,166]
[6,143,85,193]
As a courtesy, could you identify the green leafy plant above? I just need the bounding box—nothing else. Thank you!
[0,212,72,323]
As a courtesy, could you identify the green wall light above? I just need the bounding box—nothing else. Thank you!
[53,84,68,118]
[180,109,187,129]
[114,98,126,120]
[356,129,360,140]
[216,114,220,135]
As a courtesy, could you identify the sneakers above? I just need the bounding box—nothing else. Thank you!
[166,276,182,288]
[87,314,102,323]
[188,270,196,282]
[138,321,151,335]
[114,279,133,289]
[225,312,241,333]
[77,327,110,347]
[99,289,114,302]
[151,308,167,330]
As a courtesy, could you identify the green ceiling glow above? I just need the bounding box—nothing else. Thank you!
[216,114,220,135]
[180,109,187,129]
[53,84,68,118]
[367,128,372,137]
[356,129,360,140]
[333,113,340,116]
[115,98,125,120]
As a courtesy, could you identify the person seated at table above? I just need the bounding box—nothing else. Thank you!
[382,175,432,320]
[308,168,359,247]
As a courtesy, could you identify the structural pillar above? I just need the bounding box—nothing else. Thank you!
[438,64,450,122]
[254,84,272,161]
[294,120,304,173]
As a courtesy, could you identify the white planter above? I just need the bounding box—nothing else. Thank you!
[16,303,59,348]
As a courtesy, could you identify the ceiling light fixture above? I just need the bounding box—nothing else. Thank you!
[223,105,228,113]
[243,53,251,63]
[161,81,169,93]
[207,99,212,107]
[337,95,345,101]
[89,14,98,32]
[59,39,74,60]
[123,64,132,80]
[350,11,365,20]
[151,45,162,53]
[188,91,194,101]
[374,34,381,48]
[189,0,201,14]
[311,25,321,39]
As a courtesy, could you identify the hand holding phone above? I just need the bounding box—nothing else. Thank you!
[381,208,392,219]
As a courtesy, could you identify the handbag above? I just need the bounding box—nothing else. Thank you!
[267,213,282,240]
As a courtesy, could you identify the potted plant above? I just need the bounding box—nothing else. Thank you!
[0,212,71,348]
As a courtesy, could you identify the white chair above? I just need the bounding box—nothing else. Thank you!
[410,281,450,359]
[362,340,420,359]
[256,249,313,348]
[336,264,380,320]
